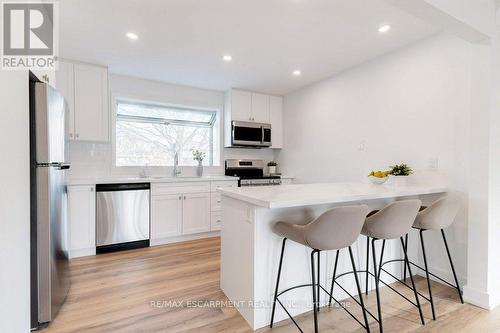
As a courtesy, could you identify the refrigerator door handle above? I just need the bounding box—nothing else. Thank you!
[57,163,70,170]
[36,162,71,169]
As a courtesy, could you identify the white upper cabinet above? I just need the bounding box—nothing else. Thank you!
[251,93,270,123]
[230,90,252,121]
[225,89,270,123]
[73,63,109,141]
[55,60,109,142]
[269,96,283,149]
[55,61,75,138]
[224,89,283,148]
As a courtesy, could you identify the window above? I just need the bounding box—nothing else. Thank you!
[115,100,218,167]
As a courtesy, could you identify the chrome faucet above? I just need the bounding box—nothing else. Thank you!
[173,152,181,177]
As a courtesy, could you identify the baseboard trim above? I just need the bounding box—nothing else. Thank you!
[150,231,220,246]
[463,285,493,309]
[69,247,96,259]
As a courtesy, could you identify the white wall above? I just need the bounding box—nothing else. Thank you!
[278,34,489,282]
[0,71,31,332]
[69,74,276,180]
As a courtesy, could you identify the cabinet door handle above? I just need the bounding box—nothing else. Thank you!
[75,133,79,138]
[69,133,73,138]
[179,196,182,200]
[184,195,186,200]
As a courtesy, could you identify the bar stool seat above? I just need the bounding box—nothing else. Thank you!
[274,207,371,250]
[270,205,370,333]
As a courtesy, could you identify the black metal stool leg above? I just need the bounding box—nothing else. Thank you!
[441,229,464,304]
[378,240,386,280]
[400,237,425,325]
[270,238,287,328]
[419,230,436,320]
[317,251,321,312]
[366,236,370,295]
[402,233,408,282]
[349,246,371,332]
[371,238,383,333]
[329,249,340,306]
[311,250,319,333]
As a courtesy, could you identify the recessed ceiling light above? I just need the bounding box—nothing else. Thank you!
[292,70,301,76]
[223,55,232,62]
[126,32,138,40]
[378,24,391,33]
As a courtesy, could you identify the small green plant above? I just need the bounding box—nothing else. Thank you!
[267,161,277,167]
[191,149,206,162]
[389,163,413,176]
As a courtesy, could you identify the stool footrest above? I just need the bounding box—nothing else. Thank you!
[328,280,378,322]
[384,257,460,290]
[380,267,431,303]
[275,282,371,331]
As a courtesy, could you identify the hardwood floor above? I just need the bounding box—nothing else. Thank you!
[45,237,500,333]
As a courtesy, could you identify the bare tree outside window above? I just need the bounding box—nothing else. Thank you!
[115,101,217,167]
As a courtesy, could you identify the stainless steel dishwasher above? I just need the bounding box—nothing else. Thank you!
[96,183,150,253]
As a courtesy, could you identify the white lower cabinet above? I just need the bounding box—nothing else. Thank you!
[182,193,210,234]
[67,185,96,258]
[150,180,237,245]
[67,180,237,253]
[151,191,210,239]
[211,212,222,231]
[151,194,182,239]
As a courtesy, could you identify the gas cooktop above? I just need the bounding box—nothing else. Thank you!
[224,159,281,187]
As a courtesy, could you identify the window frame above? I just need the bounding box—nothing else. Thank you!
[110,94,223,176]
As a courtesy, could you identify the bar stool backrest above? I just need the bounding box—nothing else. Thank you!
[414,195,460,230]
[304,205,369,251]
[364,199,422,240]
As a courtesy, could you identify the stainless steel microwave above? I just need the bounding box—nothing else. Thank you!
[231,121,271,147]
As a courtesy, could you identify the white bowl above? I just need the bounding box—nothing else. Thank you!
[368,176,389,185]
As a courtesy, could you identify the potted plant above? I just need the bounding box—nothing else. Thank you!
[192,149,206,177]
[388,163,413,186]
[267,161,278,175]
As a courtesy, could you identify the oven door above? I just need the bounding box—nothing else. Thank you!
[232,121,271,147]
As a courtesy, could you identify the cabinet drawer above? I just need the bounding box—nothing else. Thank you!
[210,181,238,192]
[211,212,222,231]
[211,193,222,211]
[152,182,210,196]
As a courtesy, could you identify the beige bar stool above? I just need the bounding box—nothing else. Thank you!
[359,199,425,333]
[402,195,463,320]
[270,205,370,333]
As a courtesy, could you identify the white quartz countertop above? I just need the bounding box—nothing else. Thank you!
[218,182,447,208]
[69,175,238,186]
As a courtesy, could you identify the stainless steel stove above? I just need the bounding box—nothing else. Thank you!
[225,159,281,187]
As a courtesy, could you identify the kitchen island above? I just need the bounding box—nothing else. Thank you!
[218,182,447,330]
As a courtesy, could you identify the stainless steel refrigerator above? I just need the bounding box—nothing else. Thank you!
[30,75,71,329]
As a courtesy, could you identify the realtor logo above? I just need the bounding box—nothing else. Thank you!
[1,1,58,70]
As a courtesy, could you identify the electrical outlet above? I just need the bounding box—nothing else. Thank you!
[428,158,438,170]
[358,140,366,151]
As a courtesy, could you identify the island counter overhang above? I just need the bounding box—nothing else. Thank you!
[218,182,447,330]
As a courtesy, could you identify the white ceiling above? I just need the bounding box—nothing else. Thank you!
[59,0,439,95]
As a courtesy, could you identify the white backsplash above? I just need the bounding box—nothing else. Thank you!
[69,141,278,180]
